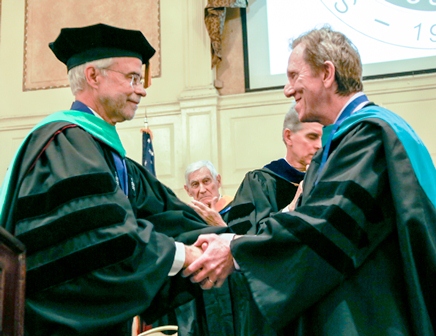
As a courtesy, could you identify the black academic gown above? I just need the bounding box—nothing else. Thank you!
[1,117,225,335]
[218,159,304,336]
[225,158,305,235]
[230,110,436,335]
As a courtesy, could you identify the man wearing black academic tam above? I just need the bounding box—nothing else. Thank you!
[0,23,227,335]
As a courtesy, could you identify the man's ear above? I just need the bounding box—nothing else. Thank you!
[216,174,222,188]
[184,185,190,196]
[284,128,293,146]
[323,61,336,89]
[84,65,100,89]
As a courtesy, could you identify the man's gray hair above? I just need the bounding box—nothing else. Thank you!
[282,103,303,142]
[290,25,363,96]
[68,58,115,95]
[185,160,219,185]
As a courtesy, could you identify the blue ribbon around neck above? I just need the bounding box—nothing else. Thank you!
[314,94,370,186]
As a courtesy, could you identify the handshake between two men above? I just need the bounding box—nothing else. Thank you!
[180,178,306,290]
[183,233,237,290]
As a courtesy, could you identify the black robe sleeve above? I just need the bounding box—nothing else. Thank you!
[225,170,298,235]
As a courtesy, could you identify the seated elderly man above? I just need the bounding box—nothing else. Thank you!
[184,160,233,226]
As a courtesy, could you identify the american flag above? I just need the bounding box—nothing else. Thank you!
[142,130,156,176]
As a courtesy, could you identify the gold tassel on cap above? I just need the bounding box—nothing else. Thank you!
[143,62,152,89]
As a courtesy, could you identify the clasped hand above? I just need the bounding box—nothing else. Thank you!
[189,199,227,227]
[183,234,235,290]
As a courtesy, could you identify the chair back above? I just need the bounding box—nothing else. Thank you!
[0,226,26,336]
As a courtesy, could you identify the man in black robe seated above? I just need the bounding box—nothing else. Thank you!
[0,23,225,335]
[184,26,436,336]
[224,104,322,235]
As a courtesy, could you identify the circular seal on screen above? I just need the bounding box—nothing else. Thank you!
[320,0,436,49]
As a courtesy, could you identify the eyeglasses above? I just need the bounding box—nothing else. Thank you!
[102,68,145,88]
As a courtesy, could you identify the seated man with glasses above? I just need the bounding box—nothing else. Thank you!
[0,23,226,335]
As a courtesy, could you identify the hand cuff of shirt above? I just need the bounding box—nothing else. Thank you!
[170,235,241,276]
[282,206,290,213]
[220,233,240,271]
[169,242,185,276]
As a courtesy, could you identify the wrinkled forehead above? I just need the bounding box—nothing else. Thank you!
[188,167,214,183]
[110,56,143,69]
[301,121,323,132]
[287,48,308,73]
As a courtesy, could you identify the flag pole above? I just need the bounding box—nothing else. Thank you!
[140,114,153,139]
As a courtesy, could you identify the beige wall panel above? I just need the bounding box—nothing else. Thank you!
[365,74,436,161]
[381,99,436,161]
[153,117,185,201]
[0,114,46,182]
[154,117,190,203]
[218,91,291,196]
[182,0,214,90]
[221,109,286,196]
[116,115,144,164]
[185,111,213,162]
[0,130,29,181]
[231,113,283,169]
[153,124,176,178]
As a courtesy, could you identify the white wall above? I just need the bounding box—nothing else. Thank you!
[1,0,435,204]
